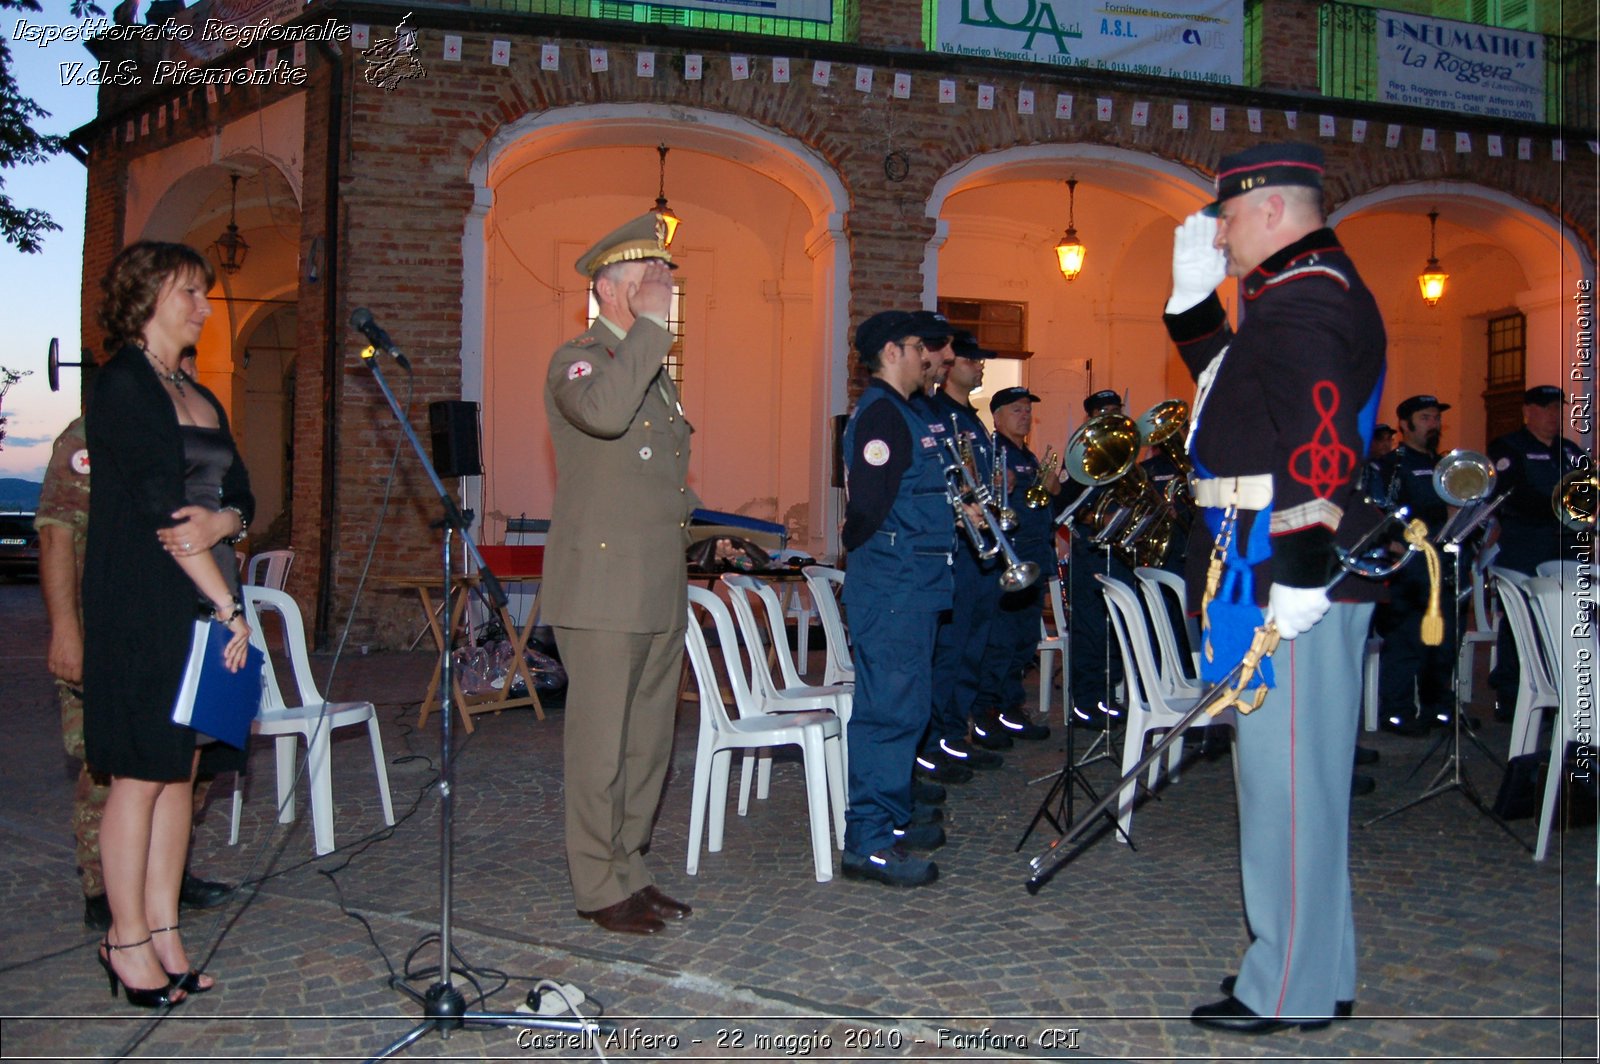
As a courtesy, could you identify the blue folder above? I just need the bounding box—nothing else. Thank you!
[171,620,266,750]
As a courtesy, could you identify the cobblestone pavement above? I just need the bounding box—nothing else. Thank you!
[1,578,1595,1062]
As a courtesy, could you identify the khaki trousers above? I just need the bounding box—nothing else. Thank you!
[553,624,684,911]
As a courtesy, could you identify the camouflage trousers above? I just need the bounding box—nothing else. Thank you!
[60,681,215,899]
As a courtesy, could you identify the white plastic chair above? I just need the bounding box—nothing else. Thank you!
[720,573,854,805]
[231,586,395,855]
[1456,542,1501,704]
[684,585,846,882]
[1536,559,1587,585]
[1097,573,1236,843]
[1132,567,1203,698]
[801,565,855,686]
[245,548,295,591]
[1523,575,1594,862]
[1036,576,1069,728]
[1491,568,1561,763]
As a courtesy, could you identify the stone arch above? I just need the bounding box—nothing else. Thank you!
[1336,181,1594,448]
[463,103,854,556]
[921,144,1215,446]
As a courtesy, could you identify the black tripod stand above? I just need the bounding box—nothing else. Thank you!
[1018,550,1133,851]
[352,317,610,1060]
[1363,507,1530,851]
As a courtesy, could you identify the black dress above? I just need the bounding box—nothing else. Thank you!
[83,346,254,781]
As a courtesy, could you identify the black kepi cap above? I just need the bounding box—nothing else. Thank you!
[854,310,951,356]
[1396,394,1451,421]
[1205,142,1325,216]
[1084,389,1122,414]
[990,385,1041,413]
[1524,385,1563,406]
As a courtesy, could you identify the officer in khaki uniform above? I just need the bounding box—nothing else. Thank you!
[544,213,700,935]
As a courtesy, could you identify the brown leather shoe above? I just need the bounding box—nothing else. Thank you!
[576,894,665,935]
[636,885,692,920]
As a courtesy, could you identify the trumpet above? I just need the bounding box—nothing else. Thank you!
[1023,447,1060,509]
[992,434,1019,532]
[1555,469,1597,531]
[942,426,1040,592]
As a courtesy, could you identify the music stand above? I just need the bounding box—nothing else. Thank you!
[1017,546,1133,851]
[1363,496,1530,850]
[354,341,611,1060]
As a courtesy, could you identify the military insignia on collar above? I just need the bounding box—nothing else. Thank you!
[863,439,890,466]
[567,360,593,380]
[71,449,91,475]
[572,336,598,347]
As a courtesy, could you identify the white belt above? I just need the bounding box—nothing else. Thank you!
[1193,474,1273,511]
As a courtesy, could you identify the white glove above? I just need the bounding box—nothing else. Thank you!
[1165,211,1227,315]
[1267,583,1331,641]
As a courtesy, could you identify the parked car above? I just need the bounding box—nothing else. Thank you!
[0,512,40,578]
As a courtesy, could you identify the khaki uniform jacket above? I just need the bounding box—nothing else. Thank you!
[542,316,699,633]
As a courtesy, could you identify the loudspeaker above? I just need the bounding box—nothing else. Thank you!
[429,400,482,478]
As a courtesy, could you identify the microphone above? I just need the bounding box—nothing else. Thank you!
[350,308,411,370]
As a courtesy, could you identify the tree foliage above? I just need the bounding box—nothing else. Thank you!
[0,1,102,253]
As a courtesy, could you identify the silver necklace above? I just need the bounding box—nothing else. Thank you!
[144,349,187,396]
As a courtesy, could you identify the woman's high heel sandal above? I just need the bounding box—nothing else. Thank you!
[151,924,213,994]
[97,937,186,1008]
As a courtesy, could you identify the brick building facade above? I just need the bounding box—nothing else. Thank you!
[75,0,1596,645]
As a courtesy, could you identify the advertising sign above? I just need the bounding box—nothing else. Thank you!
[1376,9,1544,122]
[933,0,1245,85]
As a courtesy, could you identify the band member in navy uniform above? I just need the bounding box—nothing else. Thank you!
[1487,385,1587,714]
[1061,389,1134,728]
[1371,395,1456,735]
[1164,143,1385,1033]
[920,331,1009,778]
[839,311,957,887]
[973,385,1057,745]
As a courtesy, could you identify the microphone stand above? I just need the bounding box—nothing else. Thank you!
[355,345,610,1060]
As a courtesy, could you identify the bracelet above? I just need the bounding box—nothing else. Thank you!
[210,597,244,623]
[220,505,248,546]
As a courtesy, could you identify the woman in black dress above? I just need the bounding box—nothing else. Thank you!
[84,242,254,1007]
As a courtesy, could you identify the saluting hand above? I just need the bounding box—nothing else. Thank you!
[629,260,673,320]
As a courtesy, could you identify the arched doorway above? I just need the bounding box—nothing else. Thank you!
[466,105,851,557]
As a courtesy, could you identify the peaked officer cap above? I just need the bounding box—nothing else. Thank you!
[574,212,676,277]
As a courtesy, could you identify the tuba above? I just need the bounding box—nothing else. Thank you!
[1554,470,1598,531]
[1125,399,1194,566]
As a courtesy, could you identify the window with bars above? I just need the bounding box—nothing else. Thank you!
[1487,311,1526,389]
[588,279,686,390]
[936,297,1030,358]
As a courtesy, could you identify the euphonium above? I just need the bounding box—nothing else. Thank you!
[1023,447,1060,509]
[1432,448,1496,506]
[1554,469,1597,531]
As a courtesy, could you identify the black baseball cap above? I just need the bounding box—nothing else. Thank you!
[854,310,950,356]
[990,386,1041,413]
[950,330,996,360]
[1396,394,1450,421]
[1084,389,1122,414]
[1205,142,1325,216]
[909,310,953,340]
[1524,385,1563,406]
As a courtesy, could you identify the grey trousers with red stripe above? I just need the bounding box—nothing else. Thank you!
[1231,601,1373,1021]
